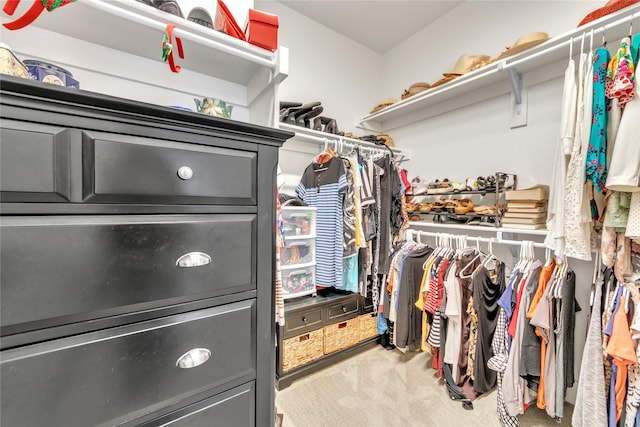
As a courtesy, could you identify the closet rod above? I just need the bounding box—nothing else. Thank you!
[405,229,547,249]
[84,0,275,68]
[278,123,409,160]
[501,10,640,71]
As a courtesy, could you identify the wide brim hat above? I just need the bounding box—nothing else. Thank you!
[430,75,458,89]
[402,82,431,99]
[376,134,394,147]
[370,98,397,114]
[578,0,640,26]
[494,32,550,61]
[443,54,491,76]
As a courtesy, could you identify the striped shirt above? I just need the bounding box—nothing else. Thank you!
[297,157,347,288]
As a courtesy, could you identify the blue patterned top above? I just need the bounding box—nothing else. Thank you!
[586,46,611,193]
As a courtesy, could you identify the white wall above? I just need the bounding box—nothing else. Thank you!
[255,1,383,131]
[254,0,384,183]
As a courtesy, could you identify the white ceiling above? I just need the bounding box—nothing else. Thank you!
[276,1,464,53]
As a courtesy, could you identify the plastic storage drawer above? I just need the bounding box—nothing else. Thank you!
[281,265,315,299]
[280,237,315,267]
[280,207,316,238]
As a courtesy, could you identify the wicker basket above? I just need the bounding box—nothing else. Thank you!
[281,329,324,372]
[323,318,360,354]
[358,313,379,341]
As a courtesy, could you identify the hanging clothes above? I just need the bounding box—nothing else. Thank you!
[456,250,482,387]
[297,156,347,288]
[586,46,612,193]
[473,261,506,394]
[394,244,433,352]
[545,57,576,258]
[526,259,556,410]
[573,267,608,426]
[488,306,520,427]
[374,155,393,273]
[606,293,638,423]
[563,50,593,261]
[503,260,543,417]
[607,34,640,193]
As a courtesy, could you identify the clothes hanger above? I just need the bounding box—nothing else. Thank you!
[554,256,568,298]
[601,26,607,48]
[458,248,483,279]
[544,246,552,267]
[569,36,573,60]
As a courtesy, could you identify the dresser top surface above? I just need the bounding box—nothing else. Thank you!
[0,76,293,147]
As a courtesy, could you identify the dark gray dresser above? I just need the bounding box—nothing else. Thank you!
[0,76,292,427]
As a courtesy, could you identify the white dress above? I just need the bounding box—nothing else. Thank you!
[563,52,593,261]
[545,58,576,257]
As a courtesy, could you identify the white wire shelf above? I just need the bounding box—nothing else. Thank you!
[359,5,640,132]
[408,221,548,236]
[16,0,281,86]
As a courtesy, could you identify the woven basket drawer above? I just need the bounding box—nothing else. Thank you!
[358,314,379,341]
[282,329,324,372]
[323,318,360,354]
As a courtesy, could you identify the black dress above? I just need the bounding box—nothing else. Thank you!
[472,262,506,393]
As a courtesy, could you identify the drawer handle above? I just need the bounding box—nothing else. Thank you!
[176,252,212,267]
[342,306,347,313]
[177,165,194,180]
[302,316,308,323]
[176,348,211,369]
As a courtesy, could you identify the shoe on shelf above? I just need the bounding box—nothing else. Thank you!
[485,175,497,191]
[473,205,497,215]
[406,202,419,213]
[444,199,460,213]
[496,172,516,190]
[432,199,447,213]
[455,198,474,214]
[419,203,433,213]
[427,178,452,194]
[466,177,479,192]
[410,176,430,196]
[452,181,467,193]
[476,176,487,191]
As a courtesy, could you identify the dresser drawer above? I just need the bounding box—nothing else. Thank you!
[327,297,360,322]
[139,383,255,427]
[82,131,257,205]
[1,300,256,427]
[283,307,323,339]
[0,120,71,203]
[1,215,256,335]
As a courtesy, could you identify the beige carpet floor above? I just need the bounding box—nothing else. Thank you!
[276,345,573,427]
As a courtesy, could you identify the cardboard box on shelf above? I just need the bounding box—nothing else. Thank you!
[505,185,549,201]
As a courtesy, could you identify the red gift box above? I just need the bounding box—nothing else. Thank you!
[244,9,279,52]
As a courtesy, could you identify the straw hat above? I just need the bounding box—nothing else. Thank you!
[443,54,491,76]
[494,32,549,61]
[402,82,431,99]
[579,0,640,26]
[376,134,394,147]
[370,98,397,114]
